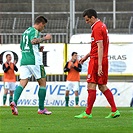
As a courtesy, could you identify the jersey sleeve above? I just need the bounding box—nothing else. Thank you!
[64,62,70,72]
[2,63,10,72]
[74,63,82,72]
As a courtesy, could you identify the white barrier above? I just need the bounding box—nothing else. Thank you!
[0,82,133,107]
[1,42,133,75]
[69,34,133,75]
[0,43,65,74]
[67,43,133,75]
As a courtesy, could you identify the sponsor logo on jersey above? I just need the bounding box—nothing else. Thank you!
[91,37,94,42]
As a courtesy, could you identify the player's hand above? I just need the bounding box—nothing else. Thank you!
[68,62,73,69]
[44,34,51,40]
[71,63,74,67]
[98,65,103,76]
[40,46,44,52]
[79,56,87,64]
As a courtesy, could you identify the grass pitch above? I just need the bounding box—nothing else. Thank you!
[0,107,132,133]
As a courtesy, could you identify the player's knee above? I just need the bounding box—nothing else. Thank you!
[98,85,107,93]
[20,79,28,88]
[4,90,8,94]
[10,91,14,95]
[65,91,69,96]
[74,91,78,96]
[38,78,46,87]
[87,83,96,90]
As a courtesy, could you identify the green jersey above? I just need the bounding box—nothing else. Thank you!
[20,27,43,66]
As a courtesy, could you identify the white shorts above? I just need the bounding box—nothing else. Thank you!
[4,82,16,91]
[20,65,46,80]
[66,81,79,91]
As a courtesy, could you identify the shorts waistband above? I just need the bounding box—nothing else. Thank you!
[90,56,108,58]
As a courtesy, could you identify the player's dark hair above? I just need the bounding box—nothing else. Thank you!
[6,54,11,58]
[71,52,77,56]
[83,9,97,18]
[34,16,48,24]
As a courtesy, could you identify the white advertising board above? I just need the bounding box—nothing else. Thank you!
[0,43,65,74]
[0,42,133,76]
[0,82,132,107]
[67,44,133,75]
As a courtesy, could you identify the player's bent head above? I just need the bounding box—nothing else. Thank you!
[34,16,48,24]
[83,9,97,18]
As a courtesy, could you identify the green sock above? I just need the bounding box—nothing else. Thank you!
[3,94,7,105]
[38,87,46,110]
[9,96,13,104]
[75,96,79,105]
[65,96,69,106]
[14,85,23,105]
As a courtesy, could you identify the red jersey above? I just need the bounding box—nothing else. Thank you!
[90,20,109,58]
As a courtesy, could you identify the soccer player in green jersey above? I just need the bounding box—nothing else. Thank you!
[10,16,52,115]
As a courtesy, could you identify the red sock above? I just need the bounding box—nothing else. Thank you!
[85,89,96,115]
[103,89,117,112]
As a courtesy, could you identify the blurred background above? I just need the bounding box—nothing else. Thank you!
[0,0,133,107]
[0,0,133,43]
[0,0,133,82]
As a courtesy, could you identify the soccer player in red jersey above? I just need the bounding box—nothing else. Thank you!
[74,9,120,118]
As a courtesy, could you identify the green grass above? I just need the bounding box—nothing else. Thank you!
[0,107,133,133]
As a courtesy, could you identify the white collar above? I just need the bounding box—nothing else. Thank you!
[91,19,100,29]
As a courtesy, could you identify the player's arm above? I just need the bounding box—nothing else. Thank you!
[14,65,18,72]
[13,60,18,72]
[31,34,51,44]
[97,41,103,76]
[73,63,82,72]
[14,64,18,72]
[2,63,10,73]
[79,53,90,64]
[64,62,70,72]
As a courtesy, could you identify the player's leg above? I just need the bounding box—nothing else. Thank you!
[13,65,30,105]
[13,79,28,105]
[98,58,120,118]
[10,79,28,115]
[9,82,16,105]
[98,84,120,118]
[31,65,51,115]
[65,90,69,107]
[74,82,80,107]
[75,58,96,118]
[65,81,72,107]
[74,91,79,107]
[37,78,47,111]
[3,82,9,106]
[3,89,8,106]
[9,90,14,105]
[10,66,30,115]
[85,83,97,114]
[98,84,117,112]
[75,83,97,118]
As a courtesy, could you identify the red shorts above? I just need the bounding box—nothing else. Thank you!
[87,57,108,85]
